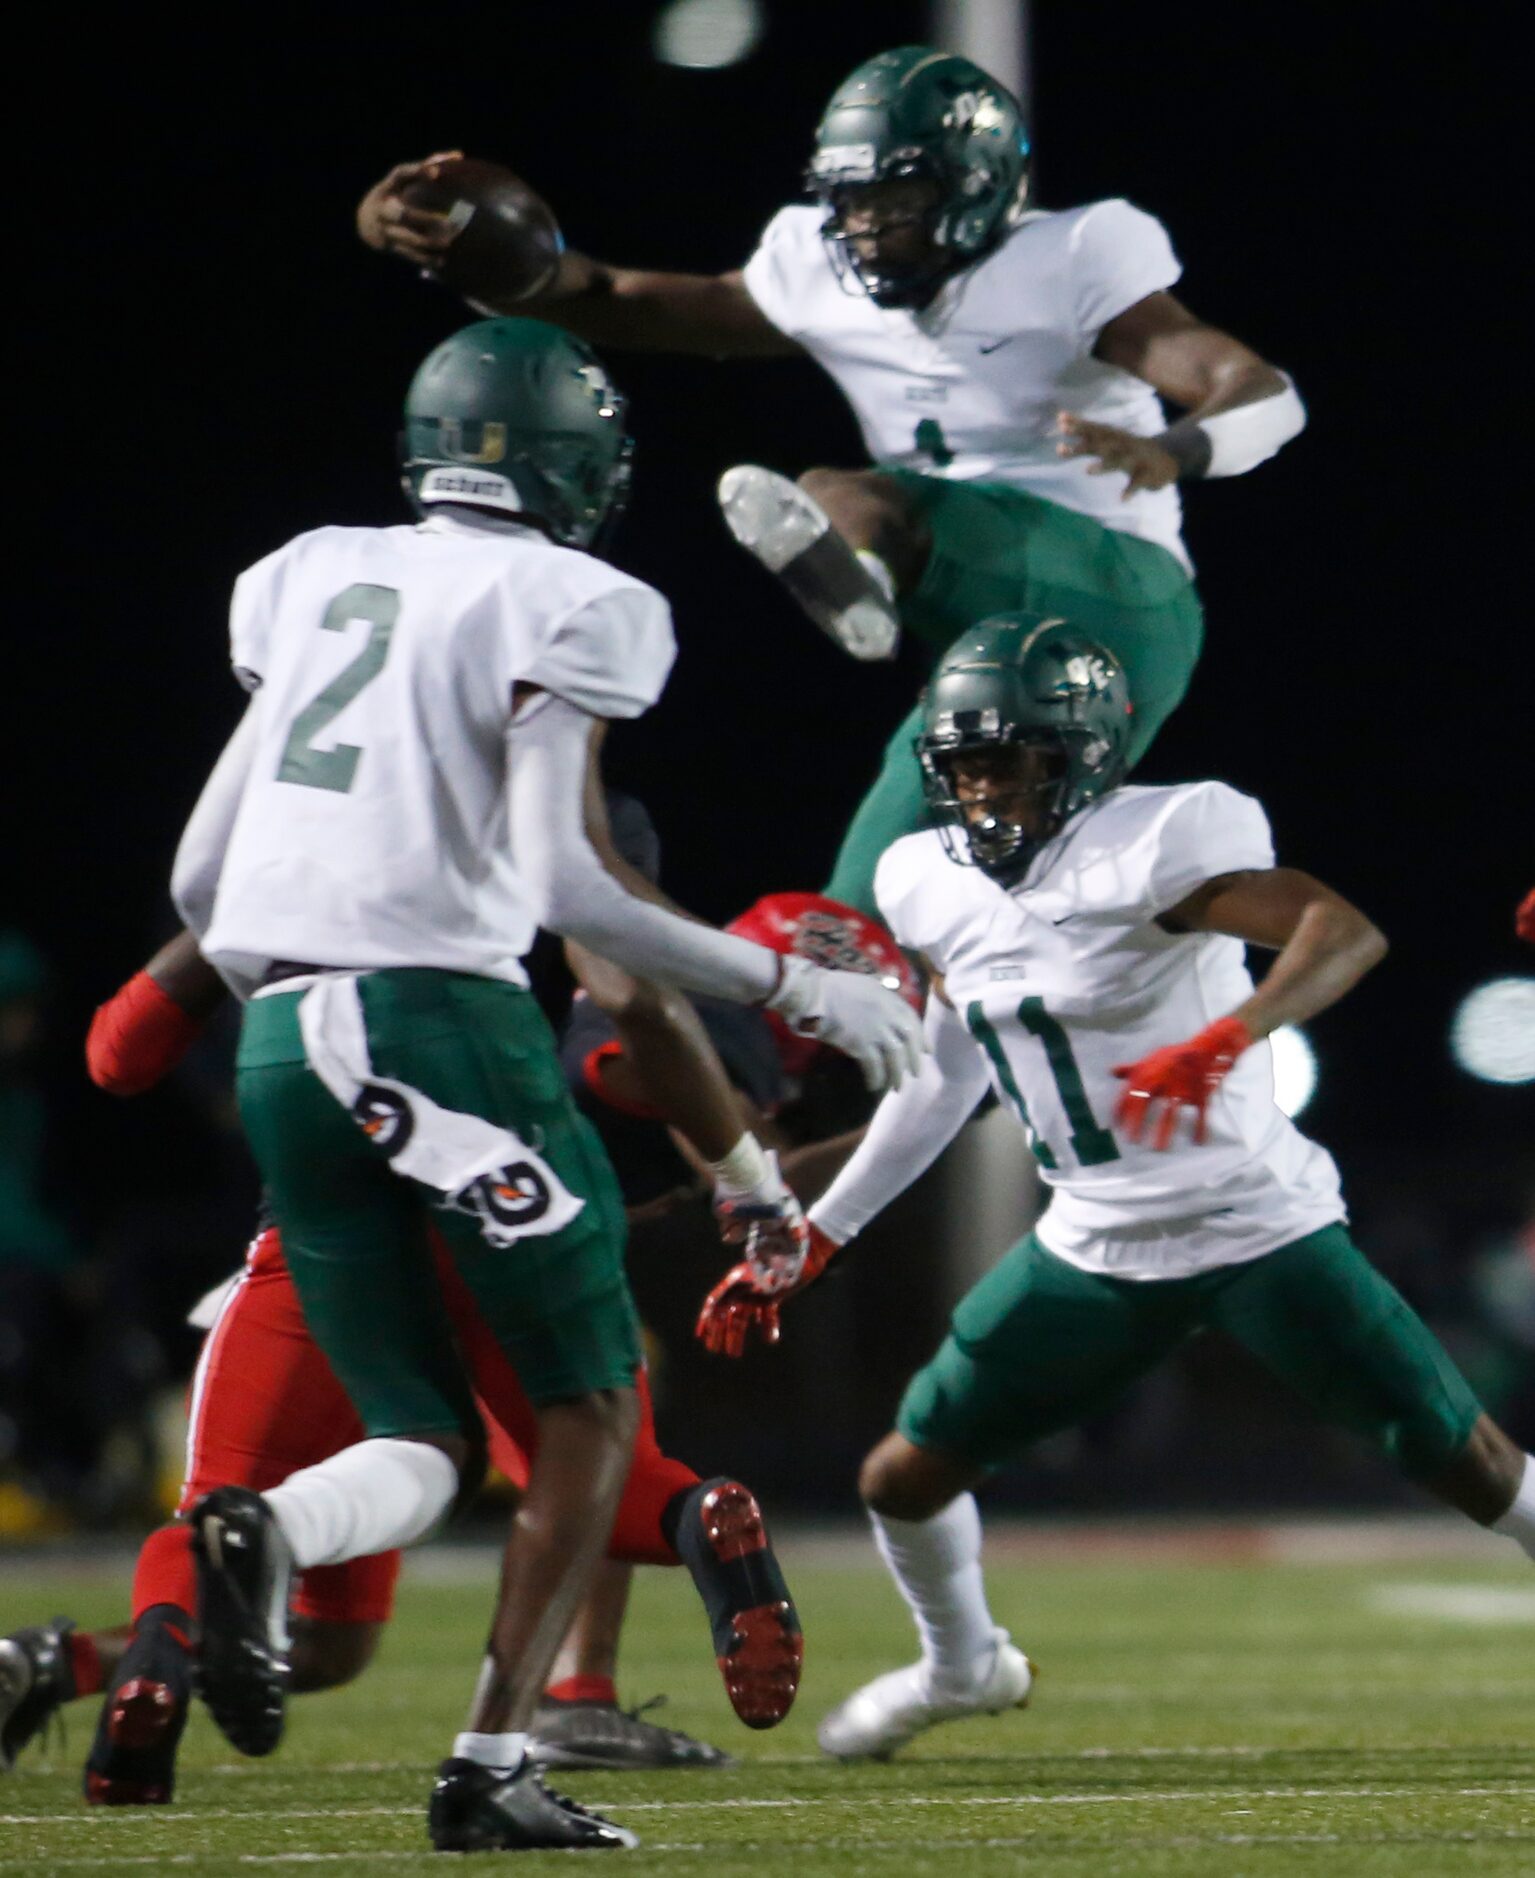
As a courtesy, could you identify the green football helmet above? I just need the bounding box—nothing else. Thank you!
[401,318,632,549]
[809,45,1031,307]
[918,614,1133,884]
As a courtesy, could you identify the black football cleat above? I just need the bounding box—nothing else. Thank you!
[672,1478,802,1729]
[529,1694,733,1771]
[428,1755,639,1851]
[189,1486,293,1756]
[0,1618,76,1772]
[83,1613,193,1805]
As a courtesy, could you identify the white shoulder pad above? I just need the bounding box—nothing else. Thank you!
[227,534,304,688]
[741,205,825,340]
[1135,781,1275,919]
[520,576,675,722]
[874,830,952,953]
[1067,198,1182,340]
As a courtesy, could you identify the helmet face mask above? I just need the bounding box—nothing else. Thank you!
[809,46,1031,309]
[917,616,1133,886]
[924,739,1072,881]
[401,320,632,549]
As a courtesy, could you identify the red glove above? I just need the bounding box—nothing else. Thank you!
[1517,888,1535,946]
[695,1223,841,1358]
[1112,1016,1253,1151]
[86,971,205,1095]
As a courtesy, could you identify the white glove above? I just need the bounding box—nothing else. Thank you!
[766,956,925,1092]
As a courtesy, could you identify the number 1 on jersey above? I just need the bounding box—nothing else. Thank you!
[277,584,400,793]
[967,996,1121,1169]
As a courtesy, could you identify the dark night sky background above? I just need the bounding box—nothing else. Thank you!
[11,1,1532,1249]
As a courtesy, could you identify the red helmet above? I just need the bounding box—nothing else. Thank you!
[725,892,922,1077]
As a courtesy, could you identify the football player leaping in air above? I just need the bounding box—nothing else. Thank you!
[156,317,921,1850]
[358,44,1305,917]
[696,617,1535,1761]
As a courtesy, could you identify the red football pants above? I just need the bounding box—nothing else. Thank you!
[159,1227,696,1626]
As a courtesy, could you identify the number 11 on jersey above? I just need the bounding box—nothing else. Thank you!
[966,997,1120,1169]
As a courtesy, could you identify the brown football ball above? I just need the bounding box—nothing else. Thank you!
[401,158,563,304]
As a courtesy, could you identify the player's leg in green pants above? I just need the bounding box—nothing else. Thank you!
[236,969,640,1441]
[823,474,1205,915]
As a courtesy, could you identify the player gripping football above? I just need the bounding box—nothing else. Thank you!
[358,45,1305,916]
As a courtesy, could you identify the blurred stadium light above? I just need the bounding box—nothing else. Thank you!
[1269,1023,1318,1120]
[653,0,765,69]
[1450,977,1535,1085]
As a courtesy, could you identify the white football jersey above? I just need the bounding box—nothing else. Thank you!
[742,199,1190,568]
[199,512,675,990]
[874,783,1346,1278]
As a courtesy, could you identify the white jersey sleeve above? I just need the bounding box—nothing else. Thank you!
[519,581,675,721]
[741,206,820,340]
[1134,781,1276,921]
[227,541,294,691]
[1067,198,1182,341]
[808,991,990,1246]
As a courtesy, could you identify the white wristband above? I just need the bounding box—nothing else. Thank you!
[1200,374,1306,478]
[708,1132,774,1197]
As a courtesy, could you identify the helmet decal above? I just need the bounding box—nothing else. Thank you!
[435,419,508,465]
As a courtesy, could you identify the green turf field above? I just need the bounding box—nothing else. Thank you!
[2,1529,1532,1875]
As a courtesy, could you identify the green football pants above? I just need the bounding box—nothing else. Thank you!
[823,473,1205,916]
[898,1226,1485,1481]
[236,969,640,1441]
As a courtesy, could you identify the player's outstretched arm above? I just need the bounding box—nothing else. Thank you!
[1114,868,1386,1148]
[509,694,923,1091]
[357,156,797,358]
[1059,292,1304,493]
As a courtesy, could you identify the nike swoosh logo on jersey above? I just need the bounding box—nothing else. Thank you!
[977,336,1016,354]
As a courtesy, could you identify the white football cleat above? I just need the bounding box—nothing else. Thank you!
[717,465,900,661]
[817,1628,1034,1762]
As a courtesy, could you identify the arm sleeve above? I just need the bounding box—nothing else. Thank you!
[1140,782,1276,919]
[227,544,290,690]
[807,994,989,1244]
[170,703,262,939]
[522,582,676,722]
[741,208,814,340]
[507,695,779,1002]
[1071,199,1182,342]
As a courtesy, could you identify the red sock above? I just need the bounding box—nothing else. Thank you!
[604,1370,699,1566]
[544,1674,618,1706]
[67,1632,104,1698]
[130,1522,198,1626]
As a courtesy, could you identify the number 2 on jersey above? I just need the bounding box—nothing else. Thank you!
[966,997,1120,1169]
[277,584,400,793]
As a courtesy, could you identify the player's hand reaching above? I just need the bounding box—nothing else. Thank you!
[695,1223,841,1358]
[1517,887,1535,945]
[1113,1016,1252,1150]
[1056,411,1181,495]
[356,153,465,267]
[712,1149,811,1293]
[766,956,924,1092]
